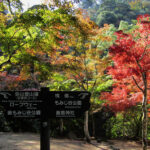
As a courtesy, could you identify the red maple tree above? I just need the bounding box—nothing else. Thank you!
[101,14,150,150]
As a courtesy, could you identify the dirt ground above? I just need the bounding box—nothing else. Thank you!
[0,132,149,150]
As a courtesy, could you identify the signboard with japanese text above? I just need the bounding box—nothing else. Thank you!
[43,91,91,118]
[0,89,91,118]
[0,89,91,150]
[0,91,41,118]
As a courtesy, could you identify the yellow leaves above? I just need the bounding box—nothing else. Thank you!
[84,43,90,48]
[26,49,36,56]
[129,0,142,10]
[75,9,97,37]
[95,34,111,42]
[0,12,8,28]
[69,2,73,8]
[61,22,112,82]
[19,65,31,80]
[94,24,113,42]
[0,13,6,22]
[41,8,113,91]
[27,47,51,57]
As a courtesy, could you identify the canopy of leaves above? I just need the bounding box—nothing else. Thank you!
[79,0,150,27]
[0,1,100,90]
[101,14,150,112]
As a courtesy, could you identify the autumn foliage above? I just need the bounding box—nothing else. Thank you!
[101,14,150,114]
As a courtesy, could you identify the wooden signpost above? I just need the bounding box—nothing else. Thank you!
[0,88,91,150]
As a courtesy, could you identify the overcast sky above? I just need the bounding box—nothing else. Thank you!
[21,0,43,11]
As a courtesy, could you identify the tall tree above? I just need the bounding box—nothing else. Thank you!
[101,14,150,150]
[53,9,115,142]
[0,0,98,91]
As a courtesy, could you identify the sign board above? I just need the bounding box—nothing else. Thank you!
[43,91,91,118]
[0,89,91,118]
[0,88,91,150]
[0,91,42,118]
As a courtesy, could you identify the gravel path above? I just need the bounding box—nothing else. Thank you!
[0,132,149,150]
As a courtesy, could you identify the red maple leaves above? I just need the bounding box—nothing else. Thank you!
[101,14,150,113]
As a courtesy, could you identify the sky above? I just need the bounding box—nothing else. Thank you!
[21,0,79,11]
[21,0,43,11]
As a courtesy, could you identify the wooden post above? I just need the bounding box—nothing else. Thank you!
[40,87,50,150]
[40,118,50,150]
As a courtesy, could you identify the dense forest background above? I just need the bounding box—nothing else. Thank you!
[0,1,150,149]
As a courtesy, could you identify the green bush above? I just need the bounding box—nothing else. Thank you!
[105,107,142,139]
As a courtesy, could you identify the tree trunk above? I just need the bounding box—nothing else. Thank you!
[84,111,91,143]
[91,114,95,137]
[142,91,148,150]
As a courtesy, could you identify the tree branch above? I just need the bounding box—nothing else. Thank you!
[73,75,86,91]
[132,76,144,93]
[139,45,148,62]
[0,58,11,70]
[0,41,27,70]
[7,0,14,15]
[91,79,97,93]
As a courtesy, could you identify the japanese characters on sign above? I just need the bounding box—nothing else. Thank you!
[0,89,91,118]
[15,91,39,100]
[0,91,42,118]
[45,91,91,118]
[56,110,75,117]
[7,110,41,118]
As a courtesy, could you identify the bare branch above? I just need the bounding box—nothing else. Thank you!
[135,58,148,90]
[132,76,144,93]
[139,45,148,62]
[6,0,14,15]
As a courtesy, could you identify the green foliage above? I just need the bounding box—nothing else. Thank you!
[96,1,138,27]
[118,20,130,30]
[47,73,77,91]
[0,109,11,132]
[96,79,113,92]
[96,11,117,27]
[118,20,139,33]
[79,0,149,27]
[79,0,99,9]
[148,122,150,140]
[2,0,23,14]
[105,107,142,139]
[1,0,148,141]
